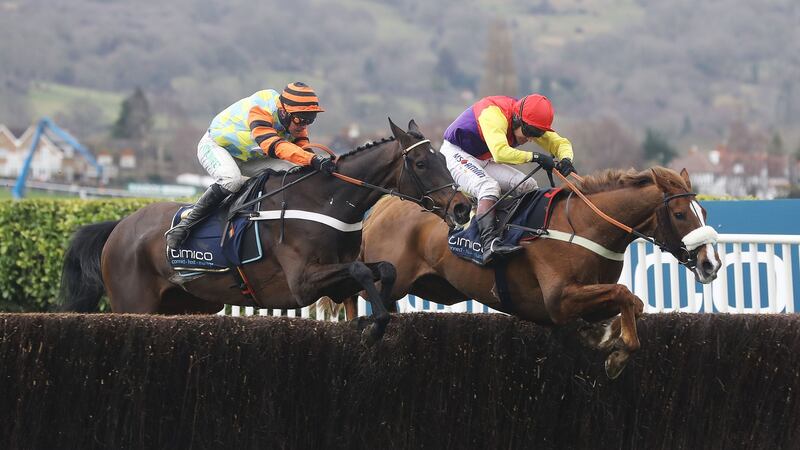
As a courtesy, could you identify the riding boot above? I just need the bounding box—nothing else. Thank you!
[165,183,231,249]
[477,198,522,265]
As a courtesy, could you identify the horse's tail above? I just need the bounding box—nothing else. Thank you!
[59,220,120,312]
[316,296,345,320]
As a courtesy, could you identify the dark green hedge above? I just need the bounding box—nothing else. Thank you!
[0,198,161,311]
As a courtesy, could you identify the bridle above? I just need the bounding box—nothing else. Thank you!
[655,192,703,270]
[555,170,712,271]
[396,138,458,213]
[317,138,455,215]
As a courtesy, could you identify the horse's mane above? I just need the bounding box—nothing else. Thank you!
[576,166,688,194]
[337,129,425,159]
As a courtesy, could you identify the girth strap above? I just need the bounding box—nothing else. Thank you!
[493,259,516,314]
[251,210,363,232]
[540,229,626,261]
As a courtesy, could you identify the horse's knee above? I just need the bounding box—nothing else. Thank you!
[348,261,373,284]
[611,284,632,299]
[613,285,644,314]
[633,296,645,315]
[375,262,396,284]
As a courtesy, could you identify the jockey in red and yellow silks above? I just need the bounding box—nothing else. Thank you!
[166,82,335,249]
[441,94,578,264]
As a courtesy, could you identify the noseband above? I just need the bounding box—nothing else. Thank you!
[655,192,702,269]
[554,170,717,271]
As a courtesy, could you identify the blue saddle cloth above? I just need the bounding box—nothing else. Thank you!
[448,188,561,265]
[167,207,263,272]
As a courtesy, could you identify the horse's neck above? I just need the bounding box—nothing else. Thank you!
[326,145,402,220]
[579,186,662,248]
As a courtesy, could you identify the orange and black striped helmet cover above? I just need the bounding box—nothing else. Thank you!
[280,82,324,113]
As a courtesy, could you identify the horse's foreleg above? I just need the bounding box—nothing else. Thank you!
[548,283,644,379]
[365,261,397,311]
[279,258,394,343]
[348,261,393,345]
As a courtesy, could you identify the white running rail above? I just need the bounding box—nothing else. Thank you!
[220,234,800,318]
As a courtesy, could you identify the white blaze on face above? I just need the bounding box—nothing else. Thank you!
[689,200,705,226]
[683,200,721,276]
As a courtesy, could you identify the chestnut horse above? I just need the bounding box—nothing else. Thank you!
[342,167,721,376]
[59,119,471,342]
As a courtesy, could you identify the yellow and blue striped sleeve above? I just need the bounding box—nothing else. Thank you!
[533,131,574,161]
[476,105,533,164]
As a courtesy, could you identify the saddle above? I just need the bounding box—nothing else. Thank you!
[167,171,278,274]
[448,188,563,265]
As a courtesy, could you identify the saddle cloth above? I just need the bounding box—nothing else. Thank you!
[166,171,277,273]
[167,207,262,272]
[448,188,562,265]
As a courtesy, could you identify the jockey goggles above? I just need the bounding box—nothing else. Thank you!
[520,122,546,138]
[291,112,317,126]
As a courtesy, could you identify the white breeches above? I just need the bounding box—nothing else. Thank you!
[197,133,301,192]
[440,140,538,200]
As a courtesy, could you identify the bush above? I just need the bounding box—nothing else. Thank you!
[0,198,161,312]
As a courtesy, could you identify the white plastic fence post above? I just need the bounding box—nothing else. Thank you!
[669,256,680,312]
[733,243,745,313]
[716,242,729,313]
[766,244,777,313]
[653,246,665,312]
[783,244,795,313]
[748,243,761,313]
[636,243,649,310]
[358,296,368,317]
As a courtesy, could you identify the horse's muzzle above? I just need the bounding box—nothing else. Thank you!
[693,243,721,284]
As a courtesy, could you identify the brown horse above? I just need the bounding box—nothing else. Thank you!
[59,119,472,342]
[342,167,721,377]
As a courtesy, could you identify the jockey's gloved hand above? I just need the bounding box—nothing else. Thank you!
[556,158,576,177]
[531,152,555,172]
[311,155,336,175]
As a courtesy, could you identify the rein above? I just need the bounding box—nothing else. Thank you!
[332,138,455,213]
[228,140,453,217]
[553,170,702,269]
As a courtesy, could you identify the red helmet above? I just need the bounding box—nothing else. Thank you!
[516,94,554,132]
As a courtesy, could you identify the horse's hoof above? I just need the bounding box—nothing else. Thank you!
[579,320,618,351]
[352,316,371,332]
[360,322,385,347]
[604,350,630,380]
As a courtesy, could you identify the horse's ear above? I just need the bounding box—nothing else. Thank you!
[680,168,692,190]
[388,117,405,139]
[408,119,420,133]
[650,168,672,194]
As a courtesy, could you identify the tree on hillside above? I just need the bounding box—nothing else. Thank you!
[568,117,643,172]
[767,131,784,155]
[642,129,678,165]
[112,87,153,140]
[435,47,475,92]
[479,19,518,97]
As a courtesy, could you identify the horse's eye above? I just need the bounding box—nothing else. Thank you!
[674,212,686,220]
[415,161,426,169]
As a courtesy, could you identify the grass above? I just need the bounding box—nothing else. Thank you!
[27,82,124,127]
[0,187,79,200]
